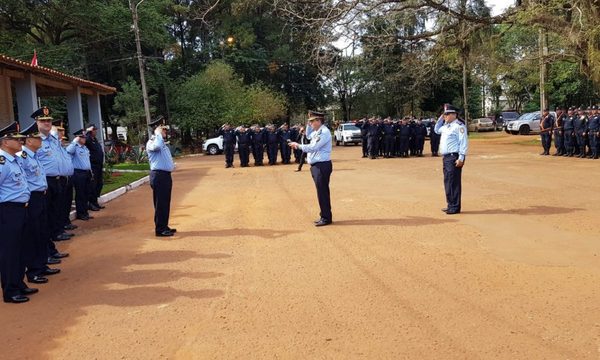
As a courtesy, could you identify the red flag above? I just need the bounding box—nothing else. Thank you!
[31,50,38,66]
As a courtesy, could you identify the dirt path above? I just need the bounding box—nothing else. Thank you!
[3,134,600,359]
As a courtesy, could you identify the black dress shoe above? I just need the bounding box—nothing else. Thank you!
[314,218,324,224]
[54,233,71,241]
[88,205,100,211]
[47,257,61,265]
[76,215,93,221]
[4,295,29,304]
[52,252,69,259]
[155,230,174,237]
[28,276,49,284]
[315,219,332,227]
[94,204,105,209]
[168,227,177,233]
[21,287,39,295]
[446,210,461,215]
[63,232,75,237]
[44,268,61,276]
[441,208,448,213]
[64,224,78,230]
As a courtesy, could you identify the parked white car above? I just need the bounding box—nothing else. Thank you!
[505,111,556,135]
[202,135,238,155]
[334,123,362,146]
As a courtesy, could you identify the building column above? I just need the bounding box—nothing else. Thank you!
[66,87,84,136]
[0,75,14,129]
[15,73,38,129]
[87,92,104,144]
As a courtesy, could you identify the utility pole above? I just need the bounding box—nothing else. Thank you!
[539,28,548,112]
[129,0,152,136]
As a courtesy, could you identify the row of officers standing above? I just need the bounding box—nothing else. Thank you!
[540,106,600,158]
[0,106,105,304]
[219,123,310,170]
[354,117,441,159]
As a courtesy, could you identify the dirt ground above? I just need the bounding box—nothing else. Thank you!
[2,133,600,360]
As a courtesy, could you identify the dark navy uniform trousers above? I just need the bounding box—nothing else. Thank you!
[443,153,462,212]
[224,143,235,166]
[310,161,333,222]
[0,202,27,300]
[150,170,172,233]
[73,169,91,216]
[25,191,50,280]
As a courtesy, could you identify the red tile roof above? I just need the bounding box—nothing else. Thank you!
[0,53,116,94]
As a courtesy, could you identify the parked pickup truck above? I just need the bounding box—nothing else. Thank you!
[202,135,238,155]
[505,111,556,135]
[334,123,362,146]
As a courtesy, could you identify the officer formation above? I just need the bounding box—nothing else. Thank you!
[540,106,600,158]
[0,107,105,304]
[354,117,441,159]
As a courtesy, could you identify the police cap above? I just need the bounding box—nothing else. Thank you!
[443,104,459,114]
[0,121,25,139]
[20,122,42,138]
[31,106,53,121]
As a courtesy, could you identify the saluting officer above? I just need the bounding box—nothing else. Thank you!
[266,125,279,165]
[435,104,469,215]
[85,124,105,210]
[0,122,34,303]
[415,118,428,157]
[250,125,266,166]
[146,118,176,237]
[563,107,576,157]
[587,106,600,159]
[67,130,93,221]
[17,123,59,286]
[278,124,293,164]
[235,125,251,167]
[289,111,333,227]
[553,107,565,156]
[53,120,76,238]
[219,124,236,168]
[429,119,441,156]
[574,107,588,157]
[539,108,554,156]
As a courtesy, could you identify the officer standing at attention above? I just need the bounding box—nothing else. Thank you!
[67,130,93,221]
[53,121,76,239]
[574,107,588,157]
[219,124,236,168]
[587,106,600,159]
[435,104,469,215]
[539,108,554,156]
[553,107,565,156]
[250,125,265,166]
[563,107,576,156]
[415,118,427,157]
[0,122,35,303]
[288,111,333,227]
[147,119,176,237]
[235,125,251,167]
[278,124,293,164]
[266,125,280,165]
[85,124,105,210]
[429,118,441,156]
[17,123,58,285]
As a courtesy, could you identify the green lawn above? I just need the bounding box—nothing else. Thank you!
[112,162,151,171]
[102,172,149,195]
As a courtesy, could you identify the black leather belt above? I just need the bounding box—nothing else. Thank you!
[444,153,459,157]
[0,202,28,208]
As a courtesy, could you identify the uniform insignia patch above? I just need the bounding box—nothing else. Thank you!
[0,155,4,164]
[460,127,465,134]
[21,152,27,159]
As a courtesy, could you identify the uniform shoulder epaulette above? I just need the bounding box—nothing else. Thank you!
[150,135,156,141]
[0,155,5,165]
[21,152,27,159]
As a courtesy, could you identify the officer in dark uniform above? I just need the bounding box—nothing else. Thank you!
[552,107,565,156]
[355,118,368,158]
[415,118,427,156]
[429,119,441,156]
[294,125,309,171]
[365,118,380,159]
[266,125,279,165]
[235,125,251,167]
[382,118,395,158]
[574,107,588,157]
[563,107,576,157]
[539,108,554,156]
[146,118,176,237]
[250,125,265,166]
[219,124,236,168]
[67,130,93,220]
[18,123,59,286]
[397,118,411,158]
[54,122,76,237]
[290,124,300,163]
[278,124,293,164]
[85,124,104,210]
[0,122,35,303]
[587,106,600,159]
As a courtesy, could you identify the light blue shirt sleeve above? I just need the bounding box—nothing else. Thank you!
[434,115,444,135]
[67,143,91,170]
[146,133,175,172]
[299,126,332,164]
[458,124,468,162]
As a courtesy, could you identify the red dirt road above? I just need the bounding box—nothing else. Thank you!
[2,134,600,359]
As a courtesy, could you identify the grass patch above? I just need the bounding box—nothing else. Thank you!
[101,172,148,195]
[515,139,540,146]
[113,162,150,171]
[468,131,505,139]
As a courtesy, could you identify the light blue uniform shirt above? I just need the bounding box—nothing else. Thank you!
[434,116,469,161]
[17,146,48,192]
[300,125,332,164]
[146,133,174,172]
[66,142,91,170]
[61,144,74,175]
[37,133,64,176]
[0,149,31,203]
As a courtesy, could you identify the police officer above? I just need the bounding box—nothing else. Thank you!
[355,118,368,158]
[587,106,600,159]
[54,121,76,238]
[553,107,565,156]
[85,124,104,210]
[539,108,554,156]
[574,107,587,157]
[435,104,469,215]
[219,124,236,168]
[563,107,576,157]
[235,125,251,167]
[429,118,441,156]
[67,130,93,221]
[294,125,309,172]
[147,118,176,237]
[266,125,279,165]
[250,125,266,166]
[415,118,428,157]
[17,123,59,285]
[289,111,333,227]
[365,118,380,159]
[278,124,293,164]
[382,118,395,158]
[0,122,34,303]
[398,118,411,158]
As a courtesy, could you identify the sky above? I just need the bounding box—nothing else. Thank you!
[487,0,513,16]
